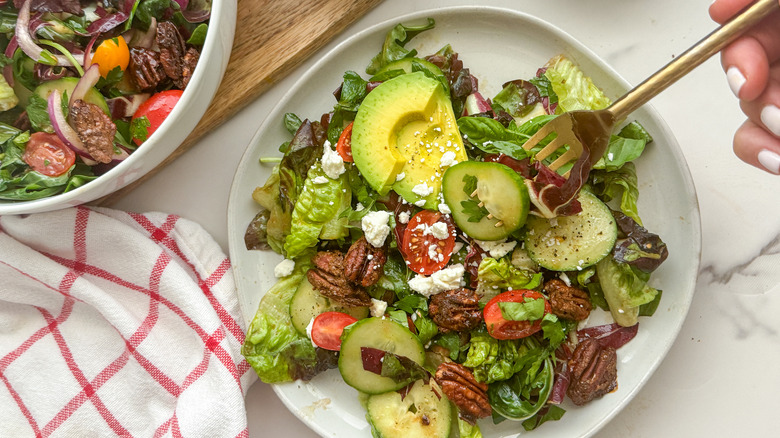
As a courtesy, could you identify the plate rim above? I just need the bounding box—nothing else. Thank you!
[228,5,702,438]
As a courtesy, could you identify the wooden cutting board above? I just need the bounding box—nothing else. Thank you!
[97,0,382,205]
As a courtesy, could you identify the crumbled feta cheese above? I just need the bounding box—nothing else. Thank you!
[414,199,427,207]
[439,150,458,168]
[412,182,434,197]
[607,152,614,161]
[355,202,365,211]
[370,298,388,317]
[475,239,517,259]
[321,140,345,179]
[361,211,392,247]
[273,258,295,278]
[438,203,452,215]
[424,222,450,240]
[408,264,465,297]
[312,176,329,184]
[398,211,411,224]
[396,172,406,182]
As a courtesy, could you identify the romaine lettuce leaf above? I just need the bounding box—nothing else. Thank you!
[543,55,611,113]
[589,162,641,225]
[476,257,542,302]
[242,256,319,383]
[596,256,659,327]
[284,162,350,258]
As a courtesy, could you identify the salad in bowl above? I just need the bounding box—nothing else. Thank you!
[0,0,227,211]
[241,18,671,438]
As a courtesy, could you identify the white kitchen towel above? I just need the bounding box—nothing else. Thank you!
[0,206,255,437]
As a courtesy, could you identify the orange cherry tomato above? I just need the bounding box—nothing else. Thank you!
[131,90,183,145]
[91,36,130,78]
[310,311,358,351]
[23,132,75,177]
[336,122,354,162]
[483,290,551,340]
[402,210,456,275]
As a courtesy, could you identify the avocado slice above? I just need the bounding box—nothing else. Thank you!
[352,72,466,209]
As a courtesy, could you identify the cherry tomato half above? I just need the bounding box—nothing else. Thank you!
[310,311,358,351]
[336,122,354,162]
[402,210,456,275]
[483,290,551,340]
[131,89,183,145]
[91,36,130,78]
[23,132,75,177]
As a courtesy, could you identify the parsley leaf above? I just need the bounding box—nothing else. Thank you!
[462,173,478,196]
[130,116,151,143]
[460,199,489,223]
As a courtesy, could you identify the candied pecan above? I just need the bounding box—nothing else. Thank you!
[544,279,592,321]
[434,362,491,424]
[69,99,117,164]
[428,288,482,332]
[567,338,618,405]
[156,22,198,89]
[307,251,371,307]
[128,47,166,90]
[344,236,387,287]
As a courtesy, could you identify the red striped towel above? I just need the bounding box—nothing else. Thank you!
[0,207,254,437]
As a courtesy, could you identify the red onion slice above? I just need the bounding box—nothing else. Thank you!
[69,64,101,108]
[82,34,99,69]
[47,88,95,164]
[106,93,150,119]
[15,0,54,65]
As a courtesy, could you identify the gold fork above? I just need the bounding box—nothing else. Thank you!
[525,0,780,176]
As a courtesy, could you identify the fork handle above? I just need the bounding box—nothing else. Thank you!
[608,0,779,120]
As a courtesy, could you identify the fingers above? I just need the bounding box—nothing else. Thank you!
[721,36,770,100]
[733,119,780,174]
[709,0,756,24]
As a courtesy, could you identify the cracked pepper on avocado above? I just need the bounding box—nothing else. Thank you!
[242,18,669,437]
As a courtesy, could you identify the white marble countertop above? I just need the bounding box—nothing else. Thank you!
[116,0,780,436]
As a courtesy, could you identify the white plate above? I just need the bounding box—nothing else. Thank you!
[227,6,701,438]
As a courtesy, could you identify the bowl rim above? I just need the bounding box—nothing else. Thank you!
[0,0,236,215]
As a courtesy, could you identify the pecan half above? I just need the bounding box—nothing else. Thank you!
[428,288,482,332]
[307,251,372,307]
[156,21,198,89]
[544,279,592,321]
[434,362,491,424]
[69,99,117,164]
[128,47,166,90]
[344,236,388,287]
[566,338,618,405]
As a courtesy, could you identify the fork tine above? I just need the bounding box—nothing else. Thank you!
[522,119,558,152]
[548,147,580,171]
[535,136,567,161]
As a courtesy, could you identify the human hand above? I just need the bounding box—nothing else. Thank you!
[710,0,780,174]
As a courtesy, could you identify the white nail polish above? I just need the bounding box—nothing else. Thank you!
[726,67,746,97]
[757,150,780,174]
[760,105,780,137]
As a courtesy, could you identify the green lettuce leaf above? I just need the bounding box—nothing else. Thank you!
[0,74,18,111]
[543,55,611,113]
[476,257,543,302]
[242,256,318,383]
[458,418,484,438]
[596,256,660,327]
[589,162,641,225]
[365,18,436,75]
[284,163,350,258]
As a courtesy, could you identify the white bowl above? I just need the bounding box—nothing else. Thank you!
[0,0,237,215]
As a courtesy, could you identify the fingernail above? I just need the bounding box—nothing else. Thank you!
[757,150,780,174]
[760,105,780,137]
[726,66,746,97]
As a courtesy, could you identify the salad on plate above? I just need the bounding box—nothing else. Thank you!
[242,19,669,437]
[0,0,210,200]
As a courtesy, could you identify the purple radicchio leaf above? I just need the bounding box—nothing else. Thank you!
[577,322,638,350]
[86,7,129,35]
[360,347,430,385]
[14,0,81,14]
[611,210,669,273]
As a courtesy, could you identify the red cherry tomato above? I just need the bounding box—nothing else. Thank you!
[483,290,551,340]
[23,132,75,177]
[336,122,354,162]
[310,311,358,351]
[402,210,456,275]
[131,90,183,145]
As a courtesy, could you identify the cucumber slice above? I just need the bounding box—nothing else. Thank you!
[338,317,425,394]
[367,380,452,438]
[34,77,110,115]
[289,277,369,335]
[442,161,530,240]
[524,190,617,271]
